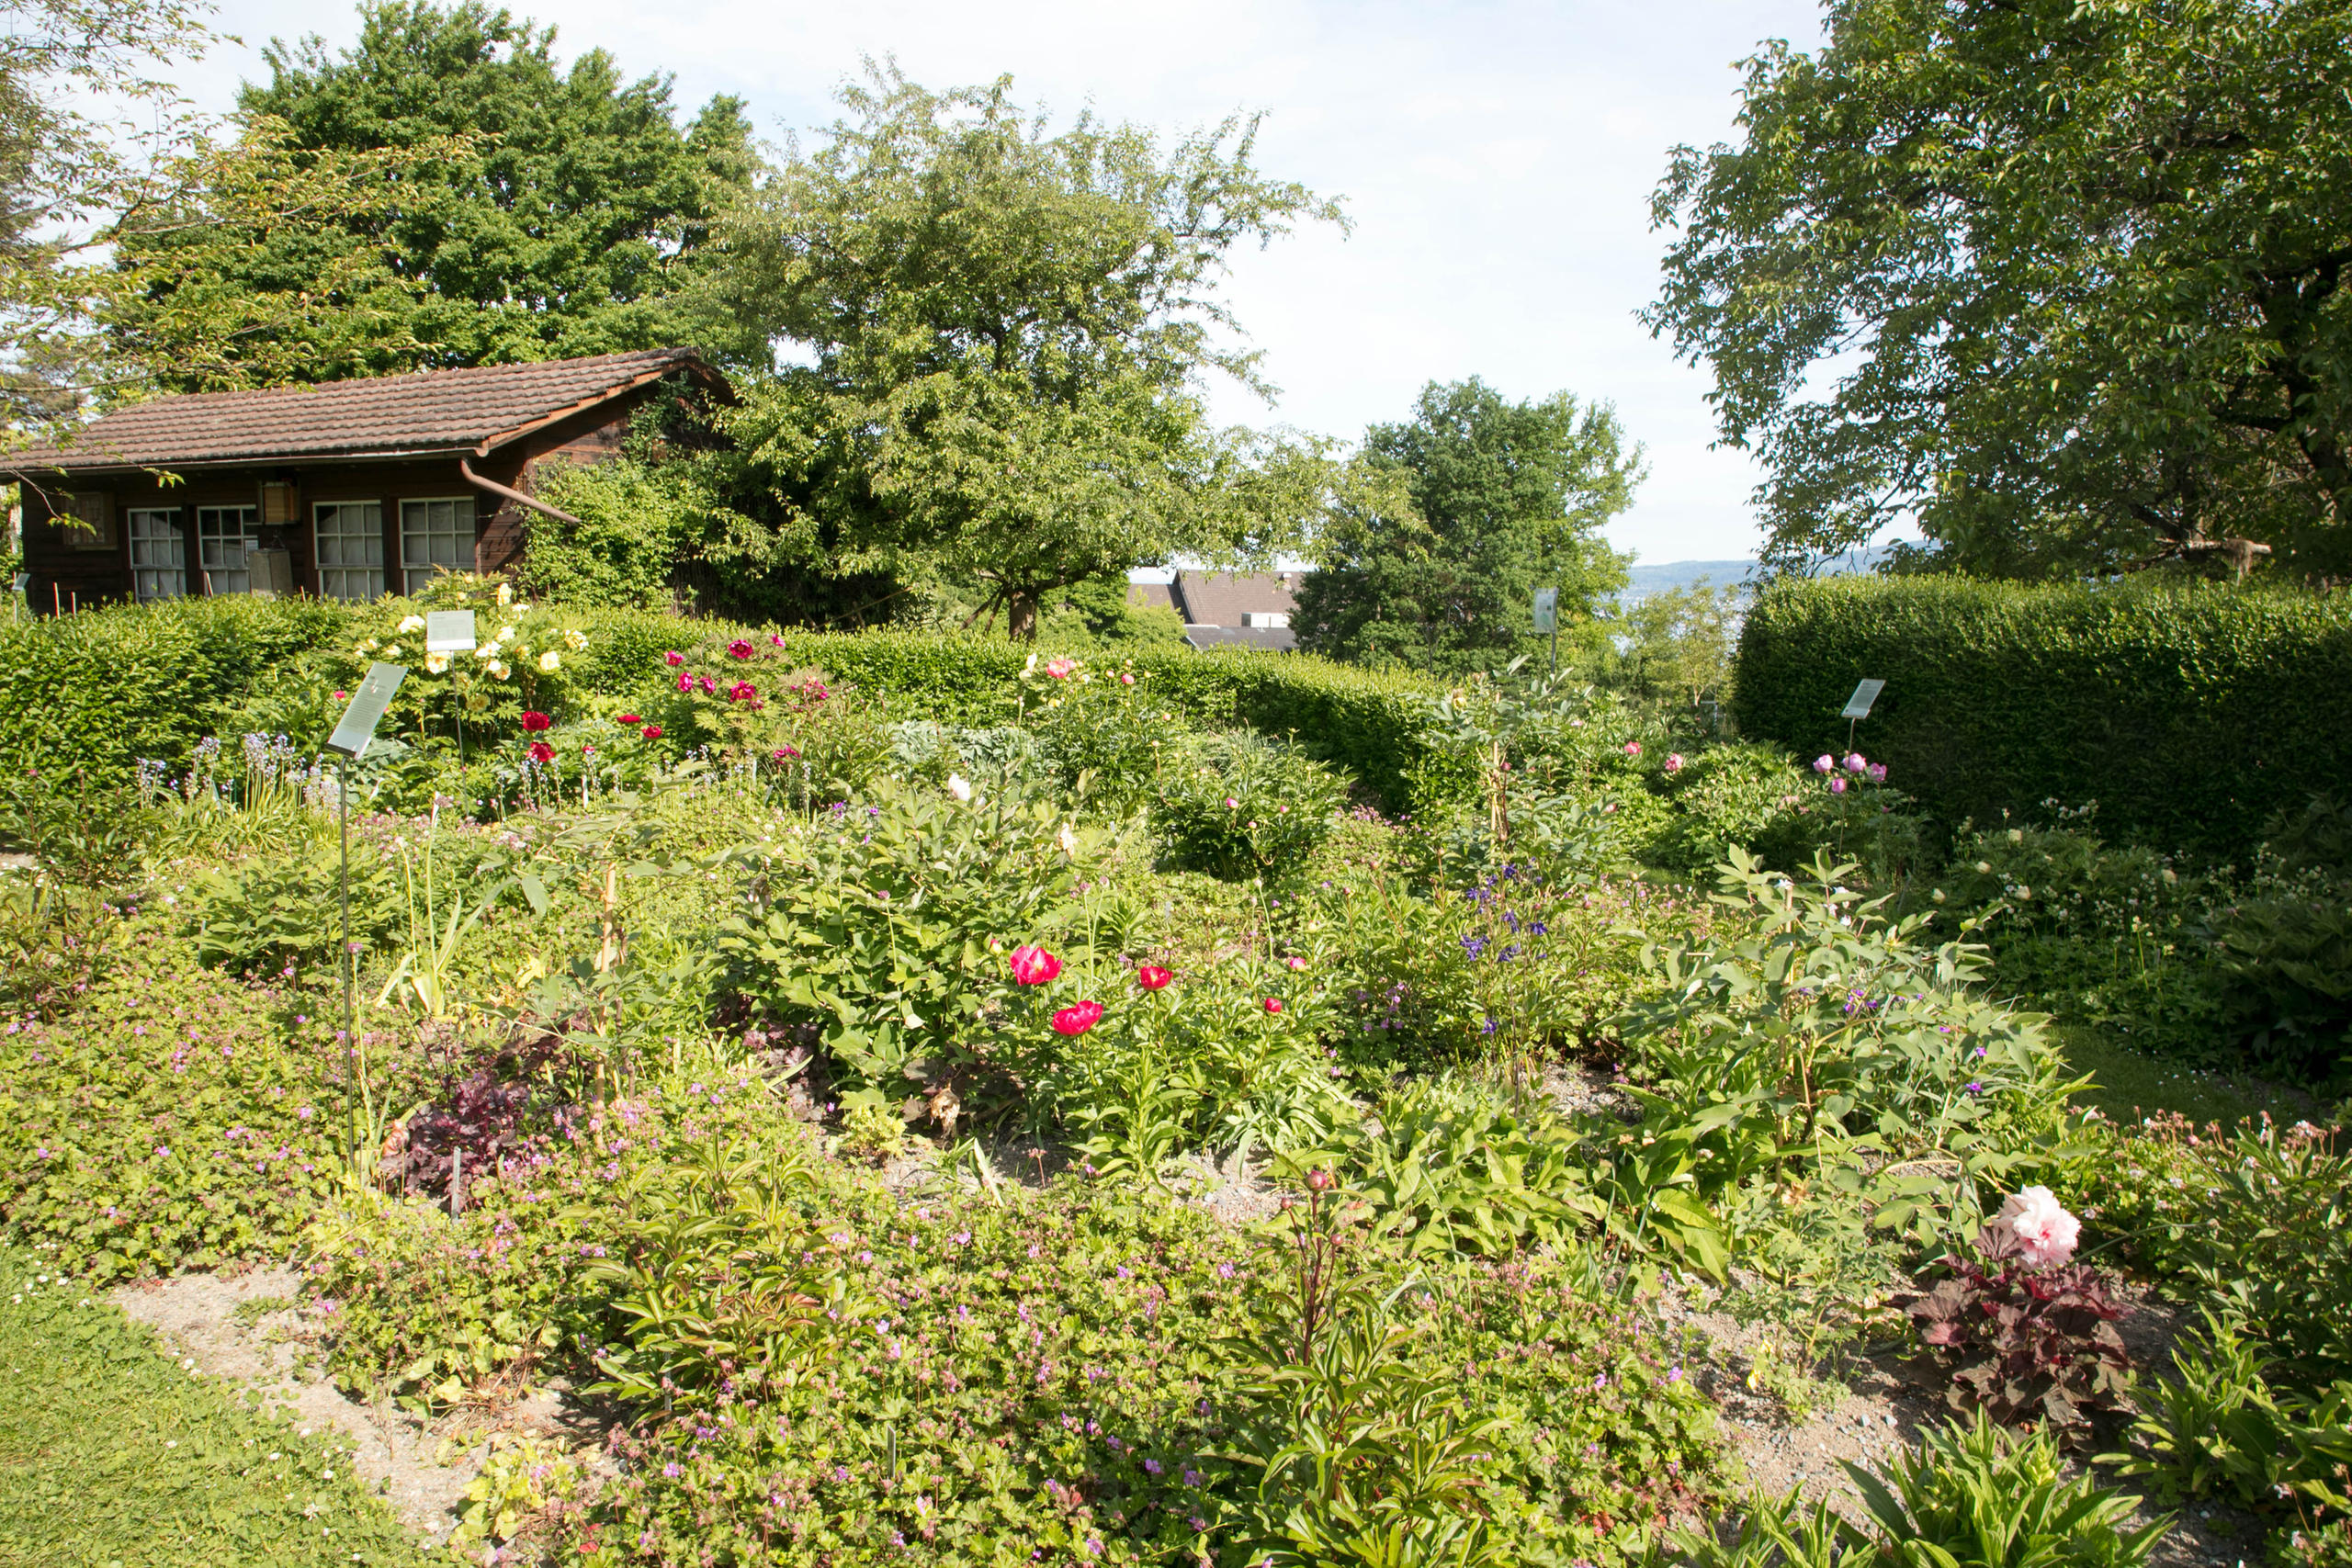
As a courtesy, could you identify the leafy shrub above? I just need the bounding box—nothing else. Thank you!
[1157,731,1347,881]
[1019,653,1181,807]
[0,928,364,1281]
[1906,1253,2132,1436]
[183,838,401,980]
[1657,1414,2165,1568]
[1735,575,2352,859]
[1327,1077,1599,1258]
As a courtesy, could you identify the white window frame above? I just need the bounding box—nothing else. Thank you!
[399,496,476,594]
[196,504,259,595]
[313,501,385,603]
[127,508,185,602]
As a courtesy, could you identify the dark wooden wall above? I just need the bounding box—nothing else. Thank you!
[17,380,660,614]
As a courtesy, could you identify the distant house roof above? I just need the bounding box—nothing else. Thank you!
[13,347,720,472]
[1183,625,1297,652]
[1170,570,1302,627]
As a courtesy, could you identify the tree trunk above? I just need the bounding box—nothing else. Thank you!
[1006,591,1039,642]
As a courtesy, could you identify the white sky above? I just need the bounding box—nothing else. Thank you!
[179,0,1831,565]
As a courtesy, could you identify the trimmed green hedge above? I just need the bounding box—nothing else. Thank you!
[2,599,1443,811]
[1733,576,2352,857]
[0,596,354,789]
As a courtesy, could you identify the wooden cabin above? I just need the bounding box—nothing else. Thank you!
[12,347,726,612]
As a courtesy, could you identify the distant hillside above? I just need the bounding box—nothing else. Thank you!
[1617,546,1892,600]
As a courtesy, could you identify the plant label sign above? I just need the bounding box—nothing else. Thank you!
[424,610,477,653]
[1532,586,1558,633]
[328,661,407,759]
[1841,678,1886,719]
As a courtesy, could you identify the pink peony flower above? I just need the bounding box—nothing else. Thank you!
[676,671,695,692]
[1120,672,1135,685]
[1286,954,1307,971]
[1868,762,1888,784]
[1664,753,1685,773]
[728,638,755,659]
[1044,657,1078,679]
[769,634,786,647]
[1136,965,1172,991]
[1844,752,1867,773]
[1990,1186,2081,1267]
[1623,741,1642,757]
[1262,998,1283,1014]
[1829,776,1848,794]
[1051,999,1103,1035]
[728,681,757,702]
[1814,754,1836,773]
[1009,944,1062,986]
[662,650,684,666]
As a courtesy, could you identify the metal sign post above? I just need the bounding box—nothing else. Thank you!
[424,611,477,758]
[1532,587,1558,674]
[1841,678,1885,753]
[326,661,405,1181]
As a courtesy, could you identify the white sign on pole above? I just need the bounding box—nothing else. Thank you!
[1532,587,1558,634]
[328,661,407,759]
[1841,678,1886,720]
[424,610,477,653]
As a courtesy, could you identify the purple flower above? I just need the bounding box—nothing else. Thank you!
[1965,1081,1984,1095]
[662,1462,683,1478]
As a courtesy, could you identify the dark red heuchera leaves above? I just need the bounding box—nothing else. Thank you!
[1906,1246,2132,1438]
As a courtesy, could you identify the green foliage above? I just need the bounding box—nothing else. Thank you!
[1296,378,1639,673]
[1647,0,2352,577]
[186,838,400,980]
[526,454,718,608]
[1655,1414,2165,1568]
[0,931,347,1281]
[221,0,762,373]
[0,594,354,786]
[0,1247,426,1565]
[713,63,1342,637]
[1157,731,1348,882]
[1327,1077,1600,1259]
[1733,576,2352,860]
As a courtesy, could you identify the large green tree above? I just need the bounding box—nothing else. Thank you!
[173,0,761,376]
[1646,0,2352,581]
[1293,378,1639,673]
[711,66,1345,638]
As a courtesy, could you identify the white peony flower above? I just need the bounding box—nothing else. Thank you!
[487,660,510,680]
[1057,822,1078,856]
[474,642,495,660]
[424,652,449,674]
[563,628,588,651]
[495,581,513,605]
[945,773,972,802]
[396,615,425,634]
[537,650,560,672]
[1991,1186,2080,1267]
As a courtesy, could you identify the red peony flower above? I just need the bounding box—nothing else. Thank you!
[662,650,684,666]
[1262,997,1283,1014]
[640,724,662,739]
[616,714,641,725]
[1009,944,1062,986]
[1136,964,1173,991]
[728,681,757,702]
[526,739,555,763]
[1050,999,1104,1035]
[519,710,552,732]
[728,638,755,659]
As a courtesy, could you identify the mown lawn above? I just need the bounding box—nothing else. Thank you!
[0,1248,425,1568]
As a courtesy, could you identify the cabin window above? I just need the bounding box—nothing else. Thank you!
[314,501,385,602]
[127,508,185,602]
[196,505,259,594]
[399,498,474,593]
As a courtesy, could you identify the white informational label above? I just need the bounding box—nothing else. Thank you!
[424,609,478,653]
[1532,586,1558,633]
[328,661,407,759]
[1841,678,1886,719]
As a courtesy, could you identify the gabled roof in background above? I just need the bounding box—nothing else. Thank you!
[12,348,720,471]
[1170,570,1303,626]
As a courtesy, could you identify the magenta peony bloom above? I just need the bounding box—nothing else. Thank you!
[1051,999,1103,1035]
[1844,752,1867,773]
[1136,965,1172,991]
[728,638,755,659]
[1814,754,1835,773]
[1009,944,1062,986]
[1262,997,1283,1014]
[1664,753,1685,773]
[1829,776,1848,794]
[1623,740,1642,757]
[728,681,757,702]
[1868,762,1888,783]
[662,650,684,666]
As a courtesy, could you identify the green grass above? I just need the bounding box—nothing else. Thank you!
[0,1248,428,1567]
[2058,1025,2324,1127]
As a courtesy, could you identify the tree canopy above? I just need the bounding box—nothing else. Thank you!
[166,0,761,377]
[1293,378,1639,673]
[1646,0,2352,581]
[712,66,1346,637]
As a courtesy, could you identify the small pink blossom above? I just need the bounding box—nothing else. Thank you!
[1814,754,1835,773]
[1990,1186,2081,1267]
[1664,752,1684,773]
[1623,740,1642,756]
[1829,776,1848,794]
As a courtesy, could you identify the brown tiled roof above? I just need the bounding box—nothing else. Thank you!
[1171,570,1303,626]
[12,348,712,471]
